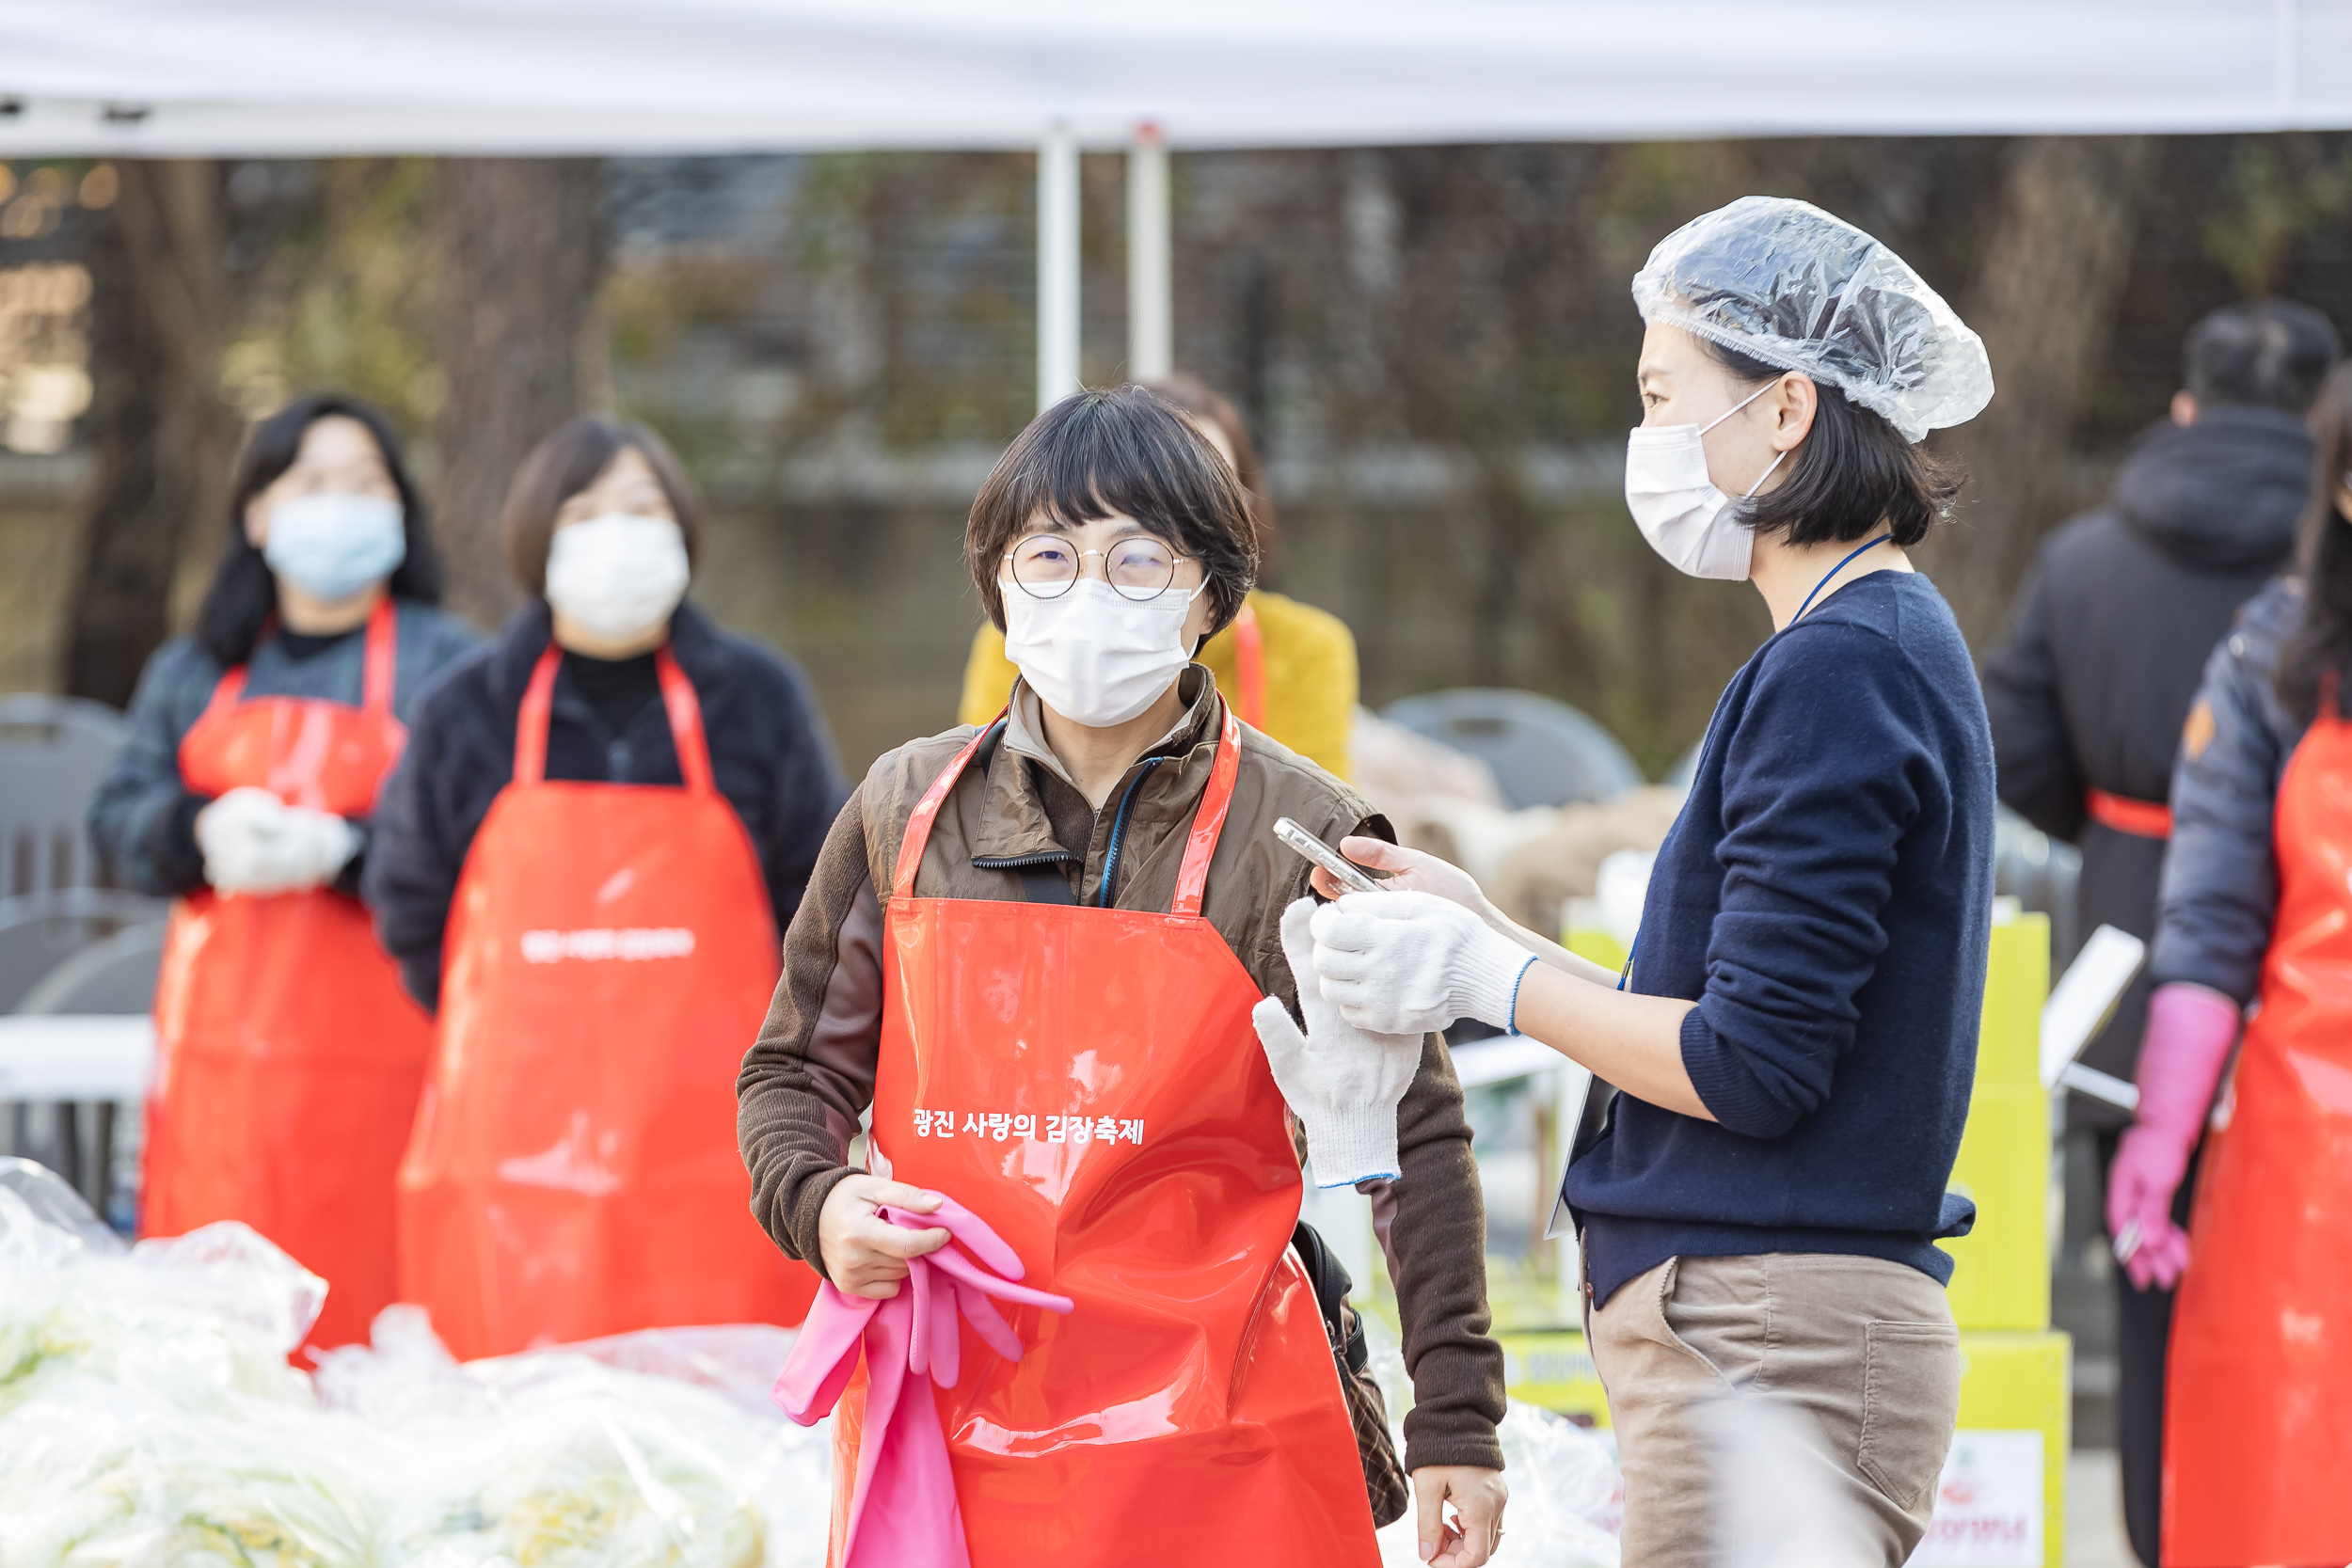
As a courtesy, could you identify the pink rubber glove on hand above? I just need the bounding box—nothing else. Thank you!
[2107,982,2238,1291]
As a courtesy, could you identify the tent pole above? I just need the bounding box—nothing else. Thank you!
[1037,120,1081,410]
[1127,122,1171,382]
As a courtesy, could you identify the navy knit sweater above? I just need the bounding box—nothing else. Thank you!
[1565,571,1994,1307]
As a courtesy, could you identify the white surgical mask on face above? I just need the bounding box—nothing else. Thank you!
[1002,576,1204,728]
[263,493,406,602]
[1624,381,1787,580]
[544,513,691,641]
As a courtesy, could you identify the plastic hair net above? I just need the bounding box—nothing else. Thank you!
[1631,197,1993,442]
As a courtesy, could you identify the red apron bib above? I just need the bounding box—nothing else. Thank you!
[395,643,818,1358]
[146,598,434,1352]
[837,702,1377,1568]
[2165,700,2352,1565]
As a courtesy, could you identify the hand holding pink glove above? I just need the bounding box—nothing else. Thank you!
[775,1191,1073,1568]
[2107,982,2238,1291]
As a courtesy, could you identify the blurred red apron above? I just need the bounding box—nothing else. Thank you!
[2166,698,2352,1565]
[838,701,1377,1568]
[146,597,431,1352]
[396,642,818,1358]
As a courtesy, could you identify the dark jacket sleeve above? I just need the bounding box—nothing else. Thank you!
[737,788,885,1274]
[1378,1036,1507,1474]
[1681,624,1921,1140]
[753,652,849,937]
[1281,816,1502,1474]
[1980,556,2088,844]
[2151,596,2299,1004]
[86,639,215,896]
[363,664,480,1012]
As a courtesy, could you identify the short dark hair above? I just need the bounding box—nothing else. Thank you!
[195,394,443,667]
[501,417,705,594]
[2279,363,2352,721]
[1145,374,1277,557]
[1698,338,1963,549]
[966,385,1259,634]
[2185,299,2341,414]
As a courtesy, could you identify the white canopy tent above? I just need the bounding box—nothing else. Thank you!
[6,0,2351,404]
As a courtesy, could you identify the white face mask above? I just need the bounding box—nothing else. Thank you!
[1002,576,1204,728]
[1624,381,1787,580]
[545,513,691,641]
[263,493,406,601]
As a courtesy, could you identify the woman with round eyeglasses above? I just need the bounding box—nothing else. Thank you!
[739,385,1506,1568]
[960,373,1360,778]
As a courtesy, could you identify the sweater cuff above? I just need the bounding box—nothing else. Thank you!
[785,1164,858,1283]
[1678,1004,1793,1140]
[1401,1418,1506,1475]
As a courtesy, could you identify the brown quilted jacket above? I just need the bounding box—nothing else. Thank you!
[735,667,1505,1472]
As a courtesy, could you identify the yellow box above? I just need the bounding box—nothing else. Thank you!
[1918,1330,2073,1565]
[1941,914,2053,1333]
[1975,912,2048,1088]
[1942,1083,2051,1331]
[1564,926,1629,976]
[1496,1327,1613,1427]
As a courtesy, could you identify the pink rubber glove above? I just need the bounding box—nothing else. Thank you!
[2107,982,2238,1291]
[772,1190,1073,1568]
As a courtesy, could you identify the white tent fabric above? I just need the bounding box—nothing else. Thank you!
[3,0,2351,156]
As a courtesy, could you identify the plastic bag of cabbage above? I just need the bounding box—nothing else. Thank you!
[1363,1316,1624,1568]
[0,1159,826,1568]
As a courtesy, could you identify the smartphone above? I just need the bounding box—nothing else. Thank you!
[1273,816,1384,896]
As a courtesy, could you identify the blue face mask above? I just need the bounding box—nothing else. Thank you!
[262,493,406,602]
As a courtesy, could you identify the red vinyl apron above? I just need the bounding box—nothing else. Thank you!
[837,700,1377,1568]
[2164,697,2352,1565]
[146,597,433,1352]
[396,643,818,1359]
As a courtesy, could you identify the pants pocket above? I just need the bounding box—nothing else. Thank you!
[1855,1319,1962,1510]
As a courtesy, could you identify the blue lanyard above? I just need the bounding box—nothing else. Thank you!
[1614,532,1894,995]
[1793,533,1894,623]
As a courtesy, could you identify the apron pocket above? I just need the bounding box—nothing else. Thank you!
[1856,1319,1962,1509]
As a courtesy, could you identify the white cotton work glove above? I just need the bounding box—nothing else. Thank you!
[1309,890,1537,1037]
[1251,898,1423,1187]
[197,785,358,895]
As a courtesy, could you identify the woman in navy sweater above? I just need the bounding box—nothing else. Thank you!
[1296,199,1998,1565]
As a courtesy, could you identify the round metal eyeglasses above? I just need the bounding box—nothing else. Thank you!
[1003,533,1195,601]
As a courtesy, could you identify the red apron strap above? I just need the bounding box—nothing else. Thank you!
[514,643,716,793]
[360,595,398,716]
[201,665,249,715]
[895,700,1242,913]
[655,649,717,796]
[1232,599,1266,732]
[1171,699,1242,919]
[514,645,562,785]
[892,717,1001,902]
[2085,787,2172,841]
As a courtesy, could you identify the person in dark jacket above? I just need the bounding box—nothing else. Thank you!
[90,395,477,895]
[1978,297,2338,1567]
[366,418,845,1010]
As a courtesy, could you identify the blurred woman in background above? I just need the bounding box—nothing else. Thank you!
[88,393,477,1351]
[2109,362,2352,1567]
[367,415,844,1357]
[959,374,1359,777]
